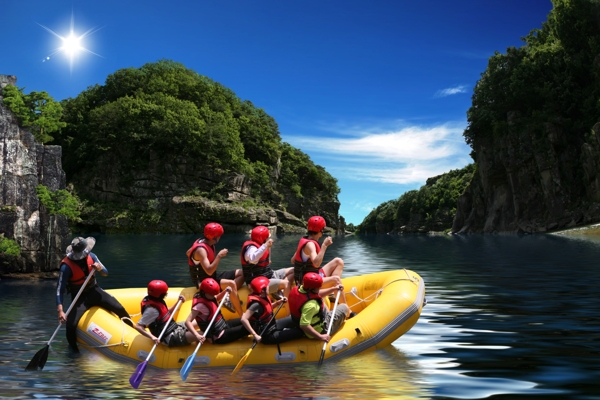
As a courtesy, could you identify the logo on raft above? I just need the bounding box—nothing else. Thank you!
[87,322,112,345]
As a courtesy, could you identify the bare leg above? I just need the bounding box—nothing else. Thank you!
[285,267,295,285]
[322,257,344,282]
[185,330,199,343]
[233,269,245,290]
[220,279,244,317]
[283,267,294,297]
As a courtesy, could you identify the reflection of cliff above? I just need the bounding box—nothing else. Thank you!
[0,75,69,275]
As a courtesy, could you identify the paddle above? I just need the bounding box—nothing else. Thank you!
[180,292,229,381]
[25,269,96,371]
[129,297,184,389]
[231,301,286,376]
[317,288,341,367]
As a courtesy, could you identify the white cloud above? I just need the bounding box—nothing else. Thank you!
[284,121,471,185]
[434,85,468,98]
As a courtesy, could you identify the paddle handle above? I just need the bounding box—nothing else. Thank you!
[253,300,285,349]
[145,298,184,361]
[321,289,341,351]
[251,300,285,347]
[190,292,229,356]
[49,269,97,346]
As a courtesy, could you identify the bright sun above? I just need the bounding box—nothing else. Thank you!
[38,12,102,72]
[62,33,83,57]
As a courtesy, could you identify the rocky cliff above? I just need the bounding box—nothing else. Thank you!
[0,75,69,277]
[69,150,343,235]
[452,119,600,234]
[451,0,600,234]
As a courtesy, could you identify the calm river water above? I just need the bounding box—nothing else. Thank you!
[1,232,600,399]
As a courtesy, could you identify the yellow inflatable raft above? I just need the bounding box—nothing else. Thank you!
[77,269,425,369]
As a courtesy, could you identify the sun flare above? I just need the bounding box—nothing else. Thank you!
[61,33,83,57]
[38,12,103,72]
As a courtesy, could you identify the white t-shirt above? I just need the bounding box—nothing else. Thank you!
[245,243,269,264]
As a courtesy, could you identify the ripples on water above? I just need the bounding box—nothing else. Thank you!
[1,233,600,399]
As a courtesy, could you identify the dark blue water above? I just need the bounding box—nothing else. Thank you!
[1,233,600,399]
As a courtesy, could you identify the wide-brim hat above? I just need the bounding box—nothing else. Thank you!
[66,236,96,260]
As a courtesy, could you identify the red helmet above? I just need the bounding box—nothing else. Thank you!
[249,276,270,294]
[251,226,270,245]
[200,277,220,296]
[302,272,323,289]
[204,222,224,240]
[148,280,168,298]
[307,216,326,232]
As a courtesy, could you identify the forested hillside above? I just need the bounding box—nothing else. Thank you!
[358,164,474,233]
[363,0,600,235]
[49,60,342,232]
[454,0,600,233]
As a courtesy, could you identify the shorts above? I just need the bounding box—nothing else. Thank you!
[214,270,237,285]
[163,322,190,347]
[268,268,290,293]
[195,269,238,288]
[272,268,289,280]
[322,304,349,336]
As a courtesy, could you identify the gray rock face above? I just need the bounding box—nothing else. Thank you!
[452,117,600,233]
[0,75,69,276]
[71,141,345,235]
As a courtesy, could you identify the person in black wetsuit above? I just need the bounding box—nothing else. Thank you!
[56,236,132,353]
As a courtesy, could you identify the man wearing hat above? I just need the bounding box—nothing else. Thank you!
[56,236,132,353]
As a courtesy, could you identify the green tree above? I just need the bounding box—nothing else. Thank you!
[1,85,66,143]
[0,235,21,256]
[358,164,475,233]
[56,60,340,213]
[36,185,81,220]
[464,0,600,150]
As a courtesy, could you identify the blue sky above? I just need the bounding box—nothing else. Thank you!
[2,1,553,224]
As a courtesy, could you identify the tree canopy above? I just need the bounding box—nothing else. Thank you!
[358,164,475,233]
[464,0,600,150]
[54,59,339,210]
[1,85,66,143]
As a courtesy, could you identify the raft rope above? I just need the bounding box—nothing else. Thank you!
[346,269,419,310]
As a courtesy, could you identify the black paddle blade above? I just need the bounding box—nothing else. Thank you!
[25,345,49,371]
[317,348,326,367]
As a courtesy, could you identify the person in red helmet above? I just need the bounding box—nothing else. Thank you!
[185,278,249,344]
[134,280,200,347]
[241,226,293,300]
[187,222,244,317]
[291,216,345,288]
[288,272,349,341]
[240,276,304,345]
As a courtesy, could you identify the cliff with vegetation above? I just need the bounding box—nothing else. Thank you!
[50,60,343,234]
[358,164,474,233]
[453,0,600,233]
[0,75,70,276]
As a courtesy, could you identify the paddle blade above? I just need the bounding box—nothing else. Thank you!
[25,345,49,371]
[317,348,326,367]
[129,361,148,389]
[231,348,253,376]
[180,355,195,381]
